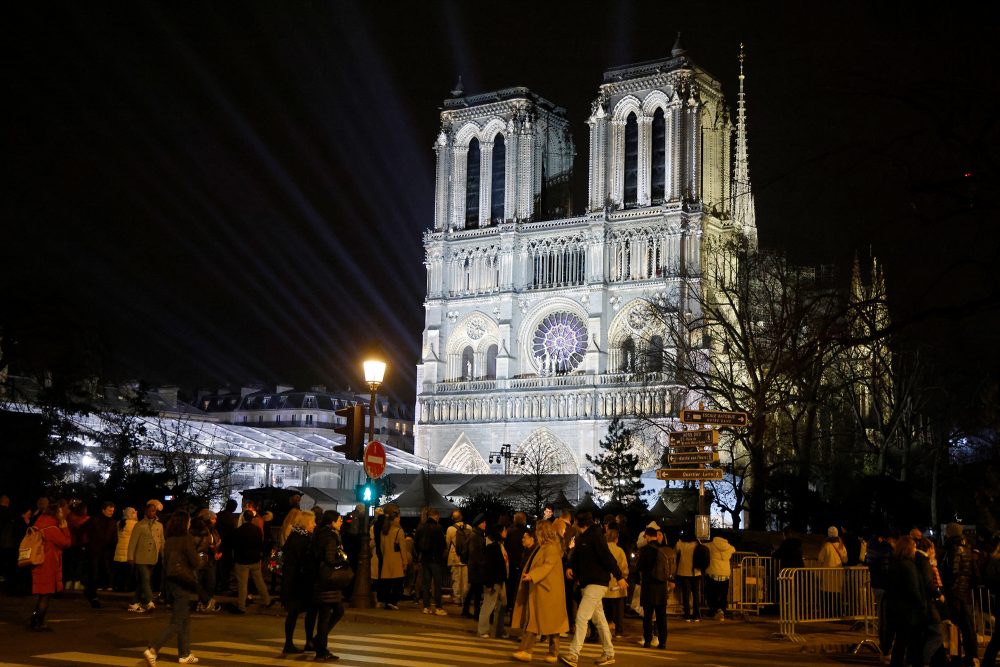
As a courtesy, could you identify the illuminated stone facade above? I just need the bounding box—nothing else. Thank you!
[415,45,756,477]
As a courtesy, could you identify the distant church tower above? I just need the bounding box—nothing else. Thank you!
[415,40,757,477]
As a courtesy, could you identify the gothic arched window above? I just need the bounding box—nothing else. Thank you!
[485,344,498,380]
[490,134,505,224]
[648,335,664,372]
[465,138,481,227]
[620,337,636,372]
[461,346,475,380]
[623,113,638,206]
[651,108,666,203]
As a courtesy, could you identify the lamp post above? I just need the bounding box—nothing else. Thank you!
[351,353,386,610]
[488,443,524,475]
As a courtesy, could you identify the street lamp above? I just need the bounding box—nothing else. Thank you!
[488,443,525,475]
[351,352,387,610]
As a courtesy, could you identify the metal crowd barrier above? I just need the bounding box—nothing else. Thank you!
[777,566,877,644]
[974,585,995,645]
[728,555,778,619]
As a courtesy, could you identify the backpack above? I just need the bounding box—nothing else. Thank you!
[18,526,46,568]
[654,547,676,583]
[693,541,711,572]
[454,524,472,565]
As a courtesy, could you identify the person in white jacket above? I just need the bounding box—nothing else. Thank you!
[705,535,736,619]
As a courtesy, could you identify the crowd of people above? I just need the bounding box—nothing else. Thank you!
[2,491,998,667]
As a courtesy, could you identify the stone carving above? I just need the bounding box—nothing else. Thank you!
[447,310,459,323]
[466,316,486,340]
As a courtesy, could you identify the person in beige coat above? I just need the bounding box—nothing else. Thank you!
[370,506,408,610]
[511,521,569,663]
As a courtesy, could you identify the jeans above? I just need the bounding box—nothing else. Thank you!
[566,583,613,660]
[152,582,192,658]
[478,583,507,637]
[421,562,447,609]
[235,561,271,611]
[134,564,154,605]
[677,575,702,619]
[705,576,729,616]
[196,562,216,605]
[314,602,344,657]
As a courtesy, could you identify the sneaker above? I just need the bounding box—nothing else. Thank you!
[594,656,615,666]
[178,655,199,664]
[434,608,448,616]
[512,651,532,662]
[544,657,557,665]
[650,638,659,648]
[128,603,145,613]
[479,633,491,638]
[143,647,157,667]
[385,603,399,611]
[145,601,156,611]
[558,656,578,667]
[423,607,432,614]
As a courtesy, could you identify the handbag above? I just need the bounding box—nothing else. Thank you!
[320,545,354,590]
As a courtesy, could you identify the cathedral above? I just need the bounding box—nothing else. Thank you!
[414,40,757,481]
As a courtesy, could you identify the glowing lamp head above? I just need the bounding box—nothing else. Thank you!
[363,359,387,386]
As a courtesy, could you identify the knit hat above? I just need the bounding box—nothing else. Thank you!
[827,526,839,538]
[473,513,487,526]
[945,522,963,539]
[146,499,163,512]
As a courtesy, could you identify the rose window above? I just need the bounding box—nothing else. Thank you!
[532,311,587,375]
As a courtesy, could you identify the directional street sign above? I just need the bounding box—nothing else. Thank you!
[656,467,725,481]
[668,429,720,446]
[680,409,749,427]
[668,451,720,465]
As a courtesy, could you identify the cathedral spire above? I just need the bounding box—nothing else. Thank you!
[731,43,757,239]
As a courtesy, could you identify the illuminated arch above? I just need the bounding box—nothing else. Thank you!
[510,428,579,474]
[440,434,490,474]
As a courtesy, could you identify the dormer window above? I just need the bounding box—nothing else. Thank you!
[304,395,317,409]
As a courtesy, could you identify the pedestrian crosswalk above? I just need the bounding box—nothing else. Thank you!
[30,630,684,666]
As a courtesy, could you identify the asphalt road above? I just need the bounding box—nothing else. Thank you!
[0,593,881,667]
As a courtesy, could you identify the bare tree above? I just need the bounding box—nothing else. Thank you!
[508,437,570,516]
[146,417,234,507]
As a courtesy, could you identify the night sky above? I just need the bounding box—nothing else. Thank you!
[3,2,998,406]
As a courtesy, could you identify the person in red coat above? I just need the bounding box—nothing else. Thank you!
[29,503,72,631]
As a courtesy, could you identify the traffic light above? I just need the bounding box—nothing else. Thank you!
[333,404,365,461]
[356,479,379,505]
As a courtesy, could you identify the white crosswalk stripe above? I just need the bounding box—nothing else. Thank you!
[33,630,684,665]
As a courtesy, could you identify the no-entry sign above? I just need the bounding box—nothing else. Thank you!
[364,440,386,479]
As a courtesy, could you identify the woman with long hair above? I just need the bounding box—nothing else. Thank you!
[312,510,347,662]
[281,510,317,655]
[144,510,201,666]
[371,505,407,610]
[511,521,569,663]
[28,503,72,631]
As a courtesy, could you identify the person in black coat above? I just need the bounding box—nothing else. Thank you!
[504,512,528,616]
[84,500,118,607]
[231,510,272,613]
[415,508,449,614]
[477,524,509,638]
[462,513,488,620]
[280,511,317,655]
[886,536,928,667]
[638,528,671,649]
[312,510,347,663]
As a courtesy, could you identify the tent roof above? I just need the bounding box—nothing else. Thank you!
[391,471,459,517]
